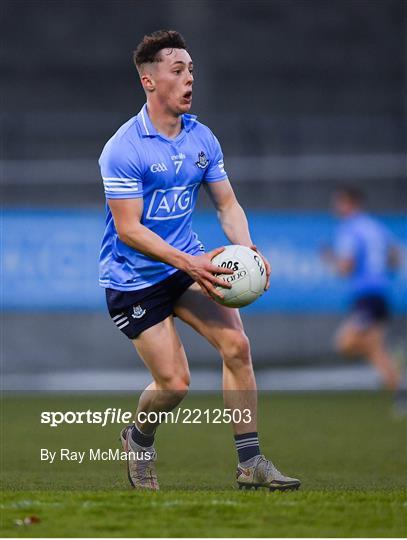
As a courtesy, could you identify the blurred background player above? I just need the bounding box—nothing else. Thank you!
[323,186,401,391]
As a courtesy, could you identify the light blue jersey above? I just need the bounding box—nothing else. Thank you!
[99,104,227,291]
[335,212,395,298]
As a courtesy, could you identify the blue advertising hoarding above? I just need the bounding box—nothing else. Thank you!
[2,209,406,313]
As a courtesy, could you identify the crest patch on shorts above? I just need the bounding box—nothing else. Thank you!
[131,305,146,319]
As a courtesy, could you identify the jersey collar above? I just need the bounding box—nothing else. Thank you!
[136,103,197,138]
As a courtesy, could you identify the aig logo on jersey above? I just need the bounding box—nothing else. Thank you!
[150,162,168,173]
[146,184,200,220]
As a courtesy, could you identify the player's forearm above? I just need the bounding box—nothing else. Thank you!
[337,259,354,275]
[388,246,400,269]
[217,202,253,246]
[322,249,353,275]
[328,258,352,276]
[117,224,191,271]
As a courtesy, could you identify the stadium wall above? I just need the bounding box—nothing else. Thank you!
[3,210,406,375]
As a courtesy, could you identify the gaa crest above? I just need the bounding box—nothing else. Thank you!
[131,305,146,319]
[196,151,209,169]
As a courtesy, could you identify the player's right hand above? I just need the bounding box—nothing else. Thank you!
[183,247,234,300]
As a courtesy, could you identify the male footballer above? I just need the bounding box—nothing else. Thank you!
[99,30,300,491]
[324,187,401,391]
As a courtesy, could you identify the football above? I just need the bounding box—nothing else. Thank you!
[211,245,267,308]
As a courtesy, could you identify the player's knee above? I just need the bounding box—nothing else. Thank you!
[335,333,350,355]
[221,331,251,365]
[156,373,190,396]
[335,333,346,354]
[169,385,189,403]
[335,331,358,356]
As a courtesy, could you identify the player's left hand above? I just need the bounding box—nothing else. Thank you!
[250,245,271,290]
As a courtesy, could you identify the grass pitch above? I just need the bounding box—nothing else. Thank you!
[1,391,406,537]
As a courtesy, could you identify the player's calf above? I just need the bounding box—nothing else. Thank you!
[217,329,251,365]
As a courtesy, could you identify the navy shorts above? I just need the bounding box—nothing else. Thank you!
[350,293,390,329]
[106,270,194,339]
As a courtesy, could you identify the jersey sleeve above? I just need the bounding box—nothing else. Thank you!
[335,228,357,260]
[203,132,228,183]
[99,140,143,199]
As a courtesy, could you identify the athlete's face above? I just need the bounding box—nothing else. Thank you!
[143,48,194,115]
[333,194,358,217]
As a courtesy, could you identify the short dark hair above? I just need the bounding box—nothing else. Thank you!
[335,186,364,205]
[133,30,187,68]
